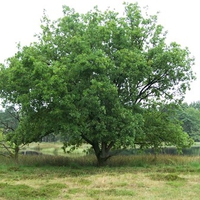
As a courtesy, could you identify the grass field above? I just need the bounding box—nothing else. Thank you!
[0,143,200,199]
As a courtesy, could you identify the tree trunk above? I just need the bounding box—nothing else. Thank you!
[92,141,114,166]
[13,145,19,163]
[96,155,109,166]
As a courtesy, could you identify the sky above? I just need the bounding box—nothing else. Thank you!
[0,0,199,103]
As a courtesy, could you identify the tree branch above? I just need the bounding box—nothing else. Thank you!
[81,133,93,146]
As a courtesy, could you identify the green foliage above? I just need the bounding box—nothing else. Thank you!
[136,104,194,154]
[178,102,200,141]
[0,3,195,164]
[0,107,18,130]
[0,107,23,160]
[189,101,200,109]
[0,132,20,160]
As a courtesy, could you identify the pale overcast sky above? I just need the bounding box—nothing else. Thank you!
[0,0,199,103]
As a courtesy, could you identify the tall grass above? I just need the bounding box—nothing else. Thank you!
[2,142,200,169]
[16,154,96,167]
[1,154,200,170]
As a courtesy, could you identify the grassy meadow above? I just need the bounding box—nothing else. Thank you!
[0,143,200,199]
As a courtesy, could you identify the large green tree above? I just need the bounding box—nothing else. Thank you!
[0,3,195,165]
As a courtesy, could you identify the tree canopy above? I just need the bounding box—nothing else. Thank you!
[0,3,195,165]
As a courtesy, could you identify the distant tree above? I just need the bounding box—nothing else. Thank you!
[190,101,200,110]
[0,3,195,165]
[0,106,19,131]
[178,102,200,142]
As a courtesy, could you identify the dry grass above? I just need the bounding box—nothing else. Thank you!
[1,142,200,199]
[0,153,200,199]
[0,163,200,200]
